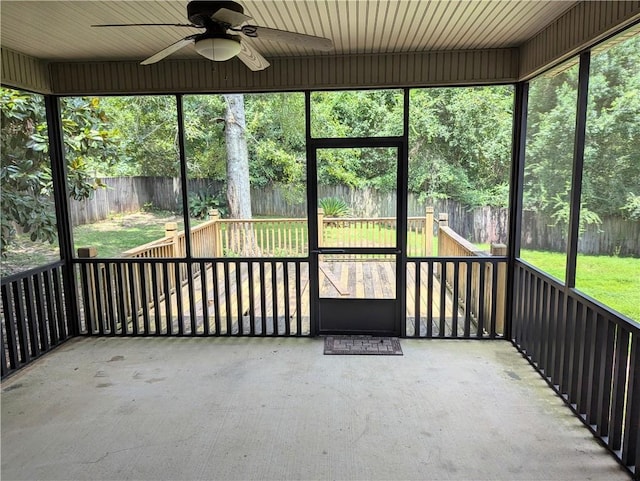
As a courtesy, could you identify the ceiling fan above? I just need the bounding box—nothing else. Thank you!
[92,0,333,71]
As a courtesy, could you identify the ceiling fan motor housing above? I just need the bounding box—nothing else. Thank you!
[187,1,244,26]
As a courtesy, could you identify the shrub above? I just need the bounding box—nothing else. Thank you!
[319,197,349,217]
[188,192,227,219]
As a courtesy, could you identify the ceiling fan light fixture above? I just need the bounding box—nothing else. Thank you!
[195,36,241,61]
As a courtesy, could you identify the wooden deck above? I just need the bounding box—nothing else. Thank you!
[141,260,468,337]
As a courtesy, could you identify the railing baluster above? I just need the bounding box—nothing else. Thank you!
[489,261,498,338]
[530,275,540,356]
[573,303,588,412]
[621,332,639,468]
[201,262,210,336]
[187,264,197,336]
[414,261,421,338]
[295,262,302,336]
[259,262,267,336]
[439,260,446,337]
[33,272,49,352]
[160,263,171,335]
[12,280,30,362]
[139,263,150,335]
[150,263,161,335]
[426,262,433,338]
[103,264,117,336]
[212,262,221,336]
[271,261,278,335]
[1,283,19,369]
[543,282,556,377]
[248,261,256,335]
[174,262,185,335]
[283,262,291,336]
[53,267,67,339]
[596,318,616,437]
[553,290,567,386]
[563,298,577,400]
[115,264,127,335]
[223,262,232,335]
[235,262,243,335]
[579,308,596,417]
[609,327,630,451]
[476,262,486,338]
[524,271,534,356]
[464,261,472,338]
[451,260,459,338]
[42,269,58,345]
[127,264,139,335]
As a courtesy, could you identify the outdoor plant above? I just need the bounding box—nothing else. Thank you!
[319,197,349,217]
[188,191,227,219]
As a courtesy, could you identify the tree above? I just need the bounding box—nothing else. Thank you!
[99,96,180,177]
[223,94,260,255]
[223,94,252,220]
[1,88,115,256]
[408,86,514,207]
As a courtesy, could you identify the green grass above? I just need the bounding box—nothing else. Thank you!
[73,224,168,258]
[72,211,187,258]
[520,249,639,322]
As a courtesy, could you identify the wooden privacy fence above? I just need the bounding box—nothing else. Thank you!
[437,213,507,335]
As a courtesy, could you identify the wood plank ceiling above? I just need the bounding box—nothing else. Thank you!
[1,1,577,63]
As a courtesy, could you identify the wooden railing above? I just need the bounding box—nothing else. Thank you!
[319,207,433,258]
[437,213,507,335]
[218,218,307,257]
[77,217,222,324]
[213,207,434,258]
[76,208,436,323]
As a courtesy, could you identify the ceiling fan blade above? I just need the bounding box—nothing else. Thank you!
[246,26,333,51]
[237,40,270,71]
[212,8,253,27]
[140,36,196,65]
[92,23,198,28]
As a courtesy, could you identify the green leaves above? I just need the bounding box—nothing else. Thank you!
[188,191,227,219]
[319,197,349,217]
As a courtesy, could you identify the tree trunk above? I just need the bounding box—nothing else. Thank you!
[223,94,260,256]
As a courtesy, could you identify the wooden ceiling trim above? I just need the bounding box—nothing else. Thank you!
[519,0,640,79]
[0,48,51,93]
[45,49,517,96]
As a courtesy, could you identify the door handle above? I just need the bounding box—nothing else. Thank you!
[312,249,346,254]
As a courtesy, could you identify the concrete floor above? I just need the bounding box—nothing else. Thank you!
[1,337,630,481]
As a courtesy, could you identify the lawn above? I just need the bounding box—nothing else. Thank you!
[1,211,186,276]
[72,211,187,258]
[519,249,639,322]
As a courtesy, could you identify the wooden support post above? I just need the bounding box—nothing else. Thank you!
[437,213,448,259]
[491,243,507,335]
[317,208,325,247]
[77,246,97,259]
[425,206,434,256]
[165,222,179,258]
[208,209,222,257]
[164,222,179,291]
